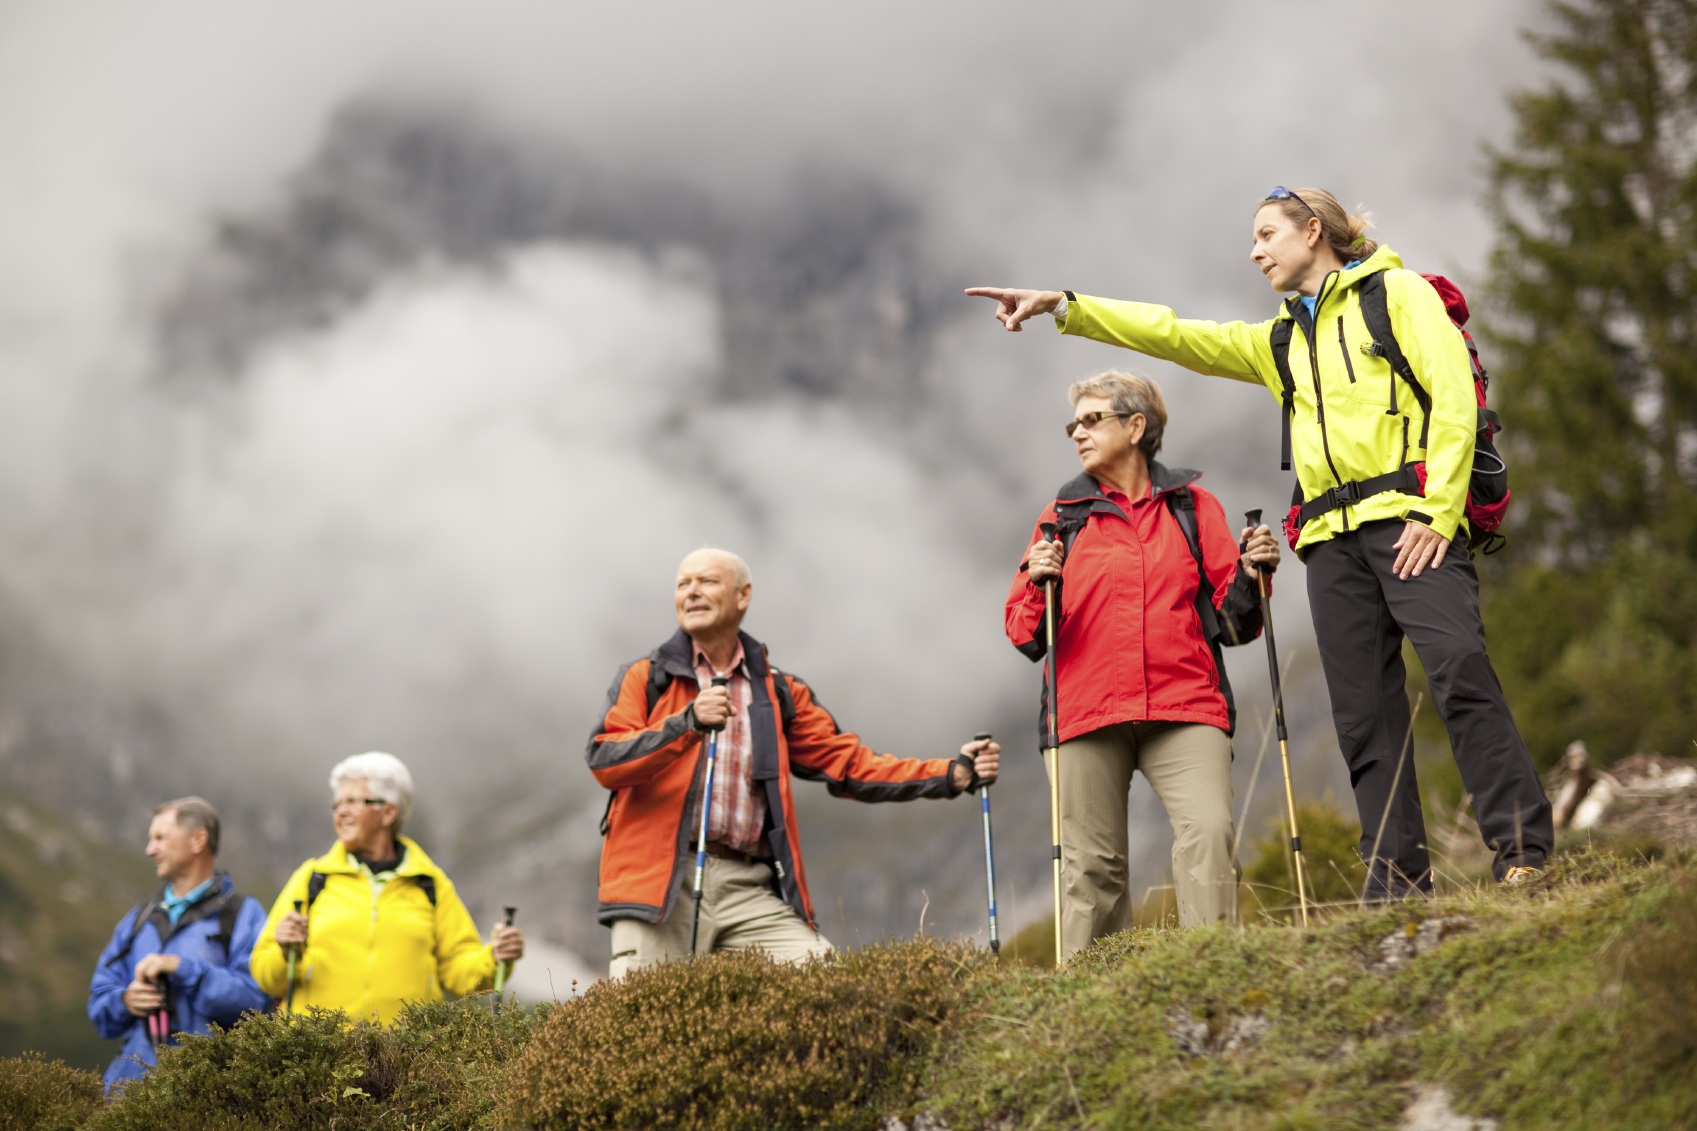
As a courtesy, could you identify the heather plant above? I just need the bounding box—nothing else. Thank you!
[87,996,549,1131]
[501,938,990,1131]
[0,1053,102,1131]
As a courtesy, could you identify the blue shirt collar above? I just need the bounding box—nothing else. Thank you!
[1298,259,1364,318]
[161,877,215,926]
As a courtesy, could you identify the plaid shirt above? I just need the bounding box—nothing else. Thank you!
[692,638,769,854]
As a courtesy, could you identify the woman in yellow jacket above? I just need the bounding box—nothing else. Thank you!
[252,752,523,1022]
[967,187,1552,901]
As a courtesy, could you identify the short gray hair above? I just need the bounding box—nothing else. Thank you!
[329,752,414,833]
[153,796,221,856]
[1068,370,1168,460]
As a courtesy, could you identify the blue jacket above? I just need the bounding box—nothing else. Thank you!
[87,872,270,1089]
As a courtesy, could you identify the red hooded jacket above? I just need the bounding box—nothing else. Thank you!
[1006,464,1267,744]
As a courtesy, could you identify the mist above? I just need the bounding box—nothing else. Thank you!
[0,0,1546,971]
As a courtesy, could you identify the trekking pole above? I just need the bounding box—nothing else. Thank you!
[972,731,1000,955]
[1244,509,1310,927]
[492,906,517,997]
[689,675,730,958]
[1039,521,1064,966]
[283,898,303,1014]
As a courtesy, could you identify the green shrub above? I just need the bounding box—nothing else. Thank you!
[89,997,548,1131]
[502,939,989,1131]
[0,1053,102,1131]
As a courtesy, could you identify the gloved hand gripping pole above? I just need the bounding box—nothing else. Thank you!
[284,899,303,1015]
[972,732,1000,954]
[1039,521,1064,966]
[1245,509,1310,926]
[689,675,730,957]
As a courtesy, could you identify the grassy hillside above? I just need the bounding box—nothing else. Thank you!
[0,789,155,1071]
[3,844,1691,1130]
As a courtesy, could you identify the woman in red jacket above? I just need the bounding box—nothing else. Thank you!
[1007,371,1279,954]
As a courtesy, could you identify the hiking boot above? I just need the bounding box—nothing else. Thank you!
[1502,866,1541,884]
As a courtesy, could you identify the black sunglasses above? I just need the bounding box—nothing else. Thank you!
[1064,411,1132,438]
[1265,186,1317,220]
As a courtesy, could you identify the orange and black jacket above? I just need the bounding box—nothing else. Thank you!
[587,629,958,929]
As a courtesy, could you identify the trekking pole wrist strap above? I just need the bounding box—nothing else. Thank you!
[953,752,983,794]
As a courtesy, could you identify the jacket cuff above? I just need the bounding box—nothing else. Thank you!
[1404,508,1459,541]
[171,956,206,995]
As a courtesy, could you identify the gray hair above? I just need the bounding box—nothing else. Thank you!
[153,796,221,856]
[1068,370,1168,460]
[690,547,752,588]
[328,752,414,833]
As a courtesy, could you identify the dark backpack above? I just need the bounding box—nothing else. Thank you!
[1269,270,1510,554]
[1047,481,1258,736]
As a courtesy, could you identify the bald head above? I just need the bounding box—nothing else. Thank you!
[675,548,754,642]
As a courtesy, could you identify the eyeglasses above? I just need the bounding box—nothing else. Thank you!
[1265,186,1317,220]
[1064,411,1132,438]
[329,798,391,813]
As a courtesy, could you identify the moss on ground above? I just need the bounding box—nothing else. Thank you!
[3,847,1692,1130]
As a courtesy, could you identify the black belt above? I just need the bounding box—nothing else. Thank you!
[1298,464,1422,526]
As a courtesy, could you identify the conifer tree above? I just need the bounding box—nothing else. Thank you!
[1484,0,1697,766]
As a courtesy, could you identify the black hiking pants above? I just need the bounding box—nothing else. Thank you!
[1305,519,1552,898]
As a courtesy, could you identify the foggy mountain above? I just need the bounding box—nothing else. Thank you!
[0,0,1545,974]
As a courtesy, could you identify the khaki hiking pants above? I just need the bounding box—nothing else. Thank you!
[609,855,833,980]
[1059,720,1239,957]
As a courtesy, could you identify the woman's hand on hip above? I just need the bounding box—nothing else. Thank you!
[1391,520,1450,580]
[1026,539,1064,583]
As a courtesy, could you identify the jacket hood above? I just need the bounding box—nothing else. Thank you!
[1271,245,1405,320]
[1056,461,1202,505]
[309,835,441,878]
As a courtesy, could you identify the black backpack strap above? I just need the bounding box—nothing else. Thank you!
[1164,488,1237,736]
[105,899,162,967]
[644,661,672,718]
[415,875,437,907]
[770,667,798,730]
[1269,318,1297,471]
[1357,272,1432,450]
[208,893,245,958]
[305,871,329,911]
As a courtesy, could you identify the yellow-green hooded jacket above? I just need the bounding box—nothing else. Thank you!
[1056,246,1476,552]
[252,837,495,1024]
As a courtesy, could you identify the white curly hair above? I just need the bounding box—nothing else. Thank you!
[328,751,415,833]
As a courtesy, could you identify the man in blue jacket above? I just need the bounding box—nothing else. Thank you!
[87,796,269,1090]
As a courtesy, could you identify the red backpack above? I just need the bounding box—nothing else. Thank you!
[1274,272,1511,554]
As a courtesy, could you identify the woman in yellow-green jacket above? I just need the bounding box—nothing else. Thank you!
[252,752,524,1023]
[967,187,1551,900]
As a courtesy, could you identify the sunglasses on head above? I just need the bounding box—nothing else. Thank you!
[1265,186,1317,219]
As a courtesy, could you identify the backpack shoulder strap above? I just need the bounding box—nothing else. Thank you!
[1357,271,1432,449]
[305,871,329,911]
[770,668,798,730]
[1164,488,1222,643]
[208,894,245,958]
[105,900,162,967]
[644,660,672,718]
[1269,317,1297,471]
[415,875,437,907]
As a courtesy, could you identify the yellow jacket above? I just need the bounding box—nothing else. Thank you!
[251,837,495,1024]
[1057,246,1476,551]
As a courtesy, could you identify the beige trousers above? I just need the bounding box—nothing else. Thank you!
[609,856,833,979]
[1058,720,1239,956]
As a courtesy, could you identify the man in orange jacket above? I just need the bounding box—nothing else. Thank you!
[588,547,1000,978]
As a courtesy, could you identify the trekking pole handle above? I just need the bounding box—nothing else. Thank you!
[1243,509,1274,576]
[1039,521,1058,545]
[701,674,731,733]
[503,906,516,928]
